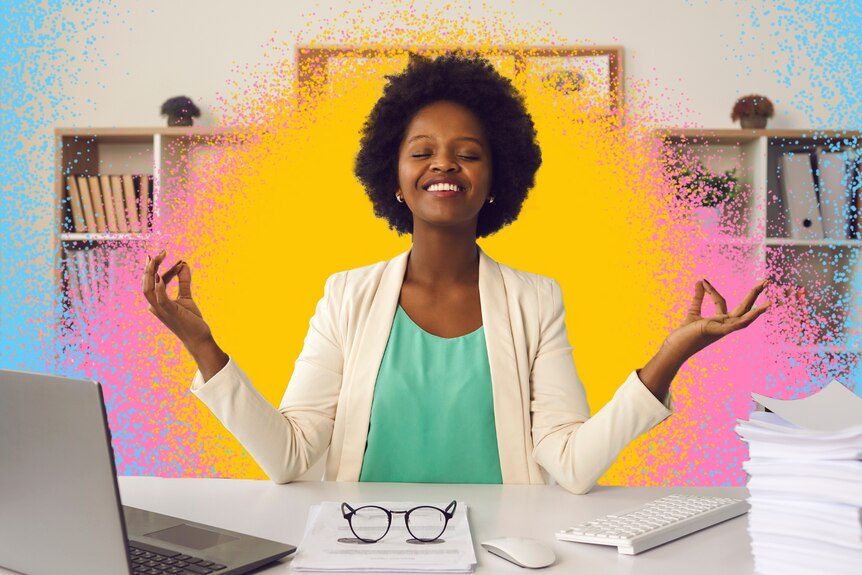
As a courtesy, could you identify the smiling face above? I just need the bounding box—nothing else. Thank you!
[396,100,492,235]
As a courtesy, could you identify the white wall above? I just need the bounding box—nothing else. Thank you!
[53,0,820,130]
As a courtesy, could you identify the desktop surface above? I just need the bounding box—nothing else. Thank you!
[0,478,754,574]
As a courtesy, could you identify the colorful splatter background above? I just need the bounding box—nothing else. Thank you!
[1,0,860,484]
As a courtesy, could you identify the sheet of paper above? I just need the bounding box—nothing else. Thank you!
[290,501,477,573]
[751,380,862,431]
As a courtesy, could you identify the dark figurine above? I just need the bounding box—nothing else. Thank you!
[160,96,201,127]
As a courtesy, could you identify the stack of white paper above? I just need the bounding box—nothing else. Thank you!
[735,381,862,574]
[290,501,477,573]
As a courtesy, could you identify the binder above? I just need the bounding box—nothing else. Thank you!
[780,151,824,240]
[817,147,854,239]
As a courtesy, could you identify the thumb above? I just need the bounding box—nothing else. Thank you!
[177,262,194,299]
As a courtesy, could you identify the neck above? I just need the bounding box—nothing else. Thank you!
[407,224,479,286]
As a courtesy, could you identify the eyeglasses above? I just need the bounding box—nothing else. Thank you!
[340,501,457,543]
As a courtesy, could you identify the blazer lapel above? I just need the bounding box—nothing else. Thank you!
[336,249,410,480]
[479,248,530,484]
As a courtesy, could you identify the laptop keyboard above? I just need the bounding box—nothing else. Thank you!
[128,541,227,574]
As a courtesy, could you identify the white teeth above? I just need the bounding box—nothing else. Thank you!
[428,183,462,192]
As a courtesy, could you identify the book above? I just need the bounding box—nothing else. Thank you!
[139,175,152,232]
[110,175,128,233]
[99,175,119,233]
[780,151,824,240]
[76,176,98,233]
[122,175,141,233]
[64,176,86,233]
[817,148,854,239]
[87,176,108,234]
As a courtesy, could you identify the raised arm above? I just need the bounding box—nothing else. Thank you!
[530,279,769,494]
[142,250,344,483]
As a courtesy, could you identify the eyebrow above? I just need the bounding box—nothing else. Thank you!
[406,135,486,146]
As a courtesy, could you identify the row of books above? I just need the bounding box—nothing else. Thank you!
[780,147,862,240]
[735,382,862,574]
[64,174,152,234]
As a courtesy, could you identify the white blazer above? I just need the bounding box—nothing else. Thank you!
[192,248,672,494]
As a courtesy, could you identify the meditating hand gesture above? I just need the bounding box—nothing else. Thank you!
[639,279,771,401]
[142,249,229,380]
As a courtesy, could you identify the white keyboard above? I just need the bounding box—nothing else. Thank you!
[556,494,749,555]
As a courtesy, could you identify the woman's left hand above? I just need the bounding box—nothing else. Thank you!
[638,279,770,401]
[665,278,770,361]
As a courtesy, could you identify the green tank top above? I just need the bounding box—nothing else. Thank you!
[359,305,503,484]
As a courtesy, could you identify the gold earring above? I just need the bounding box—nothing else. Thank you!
[396,193,404,203]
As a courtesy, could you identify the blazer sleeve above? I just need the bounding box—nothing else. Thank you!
[190,272,345,483]
[529,279,672,494]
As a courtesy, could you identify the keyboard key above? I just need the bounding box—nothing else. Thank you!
[183,564,213,574]
[130,541,180,557]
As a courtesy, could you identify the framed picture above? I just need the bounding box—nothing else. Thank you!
[520,48,622,118]
[296,46,623,120]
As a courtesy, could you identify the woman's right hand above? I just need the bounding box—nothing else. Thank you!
[143,250,229,380]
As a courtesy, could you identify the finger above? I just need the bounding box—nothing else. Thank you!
[161,260,184,286]
[730,279,769,316]
[176,262,193,300]
[718,301,771,334]
[142,253,154,296]
[152,248,167,285]
[143,253,165,314]
[154,267,173,308]
[703,278,727,315]
[686,280,706,319]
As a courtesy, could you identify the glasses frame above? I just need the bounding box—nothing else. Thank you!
[340,500,457,543]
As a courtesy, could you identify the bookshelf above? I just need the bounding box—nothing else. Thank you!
[53,126,243,319]
[662,128,862,355]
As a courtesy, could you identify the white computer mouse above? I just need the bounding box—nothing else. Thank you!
[481,537,556,569]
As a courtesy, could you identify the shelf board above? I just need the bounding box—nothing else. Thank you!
[793,345,862,354]
[55,126,252,144]
[61,233,150,241]
[56,126,247,136]
[764,238,862,247]
[659,128,862,146]
[705,236,760,246]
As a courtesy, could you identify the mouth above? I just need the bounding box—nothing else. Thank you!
[422,179,466,197]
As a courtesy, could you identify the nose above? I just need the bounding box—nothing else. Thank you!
[430,152,459,172]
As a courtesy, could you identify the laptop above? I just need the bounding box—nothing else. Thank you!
[0,369,295,575]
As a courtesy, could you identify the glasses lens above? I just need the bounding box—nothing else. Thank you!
[406,506,448,541]
[349,506,390,542]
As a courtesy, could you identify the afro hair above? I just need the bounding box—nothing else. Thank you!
[354,52,542,238]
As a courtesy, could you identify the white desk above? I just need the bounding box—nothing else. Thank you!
[104,477,753,574]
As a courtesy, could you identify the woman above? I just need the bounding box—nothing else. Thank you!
[143,54,769,494]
